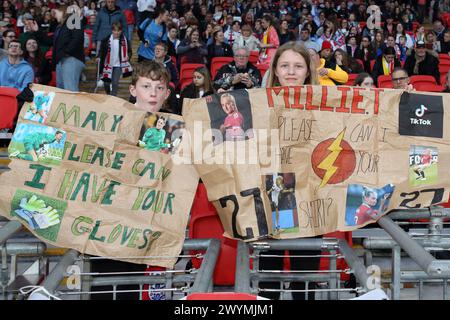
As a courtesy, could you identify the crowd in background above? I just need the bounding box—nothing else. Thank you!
[0,0,449,113]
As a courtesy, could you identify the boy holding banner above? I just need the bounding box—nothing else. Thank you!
[90,61,172,300]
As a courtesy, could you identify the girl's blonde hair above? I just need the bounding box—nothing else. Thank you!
[267,41,319,87]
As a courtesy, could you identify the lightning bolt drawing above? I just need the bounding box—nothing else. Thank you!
[317,129,346,188]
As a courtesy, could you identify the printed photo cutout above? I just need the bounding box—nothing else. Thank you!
[205,90,254,145]
[264,173,299,234]
[345,184,395,227]
[23,91,55,123]
[409,145,438,187]
[10,189,67,242]
[8,123,66,166]
[138,113,184,155]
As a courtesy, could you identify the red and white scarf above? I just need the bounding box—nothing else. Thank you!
[102,34,133,80]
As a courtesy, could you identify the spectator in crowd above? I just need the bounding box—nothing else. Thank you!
[176,27,207,64]
[425,31,440,52]
[345,34,361,59]
[391,67,414,90]
[279,19,295,45]
[404,40,440,84]
[52,4,85,92]
[263,41,319,300]
[433,19,446,43]
[207,28,233,67]
[372,30,385,57]
[166,23,180,57]
[153,42,178,87]
[39,10,57,33]
[333,48,352,74]
[360,35,376,73]
[372,46,401,84]
[214,45,261,92]
[258,14,279,66]
[98,21,132,96]
[414,25,426,44]
[308,45,348,86]
[353,73,375,88]
[0,29,15,59]
[180,65,214,111]
[223,20,241,47]
[136,0,155,25]
[395,23,414,49]
[121,1,136,43]
[0,38,34,91]
[93,0,127,53]
[298,27,319,52]
[441,30,450,55]
[137,7,169,62]
[23,37,51,85]
[232,24,259,53]
[443,70,450,93]
[85,1,98,18]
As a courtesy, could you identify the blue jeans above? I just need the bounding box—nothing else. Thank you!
[104,67,122,96]
[56,56,85,92]
[127,25,134,43]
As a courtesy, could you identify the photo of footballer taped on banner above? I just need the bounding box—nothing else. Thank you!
[409,146,438,187]
[205,90,254,145]
[345,184,395,227]
[23,91,55,124]
[8,123,66,165]
[138,113,184,155]
[264,173,299,234]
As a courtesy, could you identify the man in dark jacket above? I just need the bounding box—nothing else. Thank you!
[213,46,261,92]
[153,42,178,87]
[371,46,401,84]
[93,0,128,53]
[404,40,440,84]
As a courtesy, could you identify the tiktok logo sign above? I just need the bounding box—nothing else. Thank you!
[399,93,443,138]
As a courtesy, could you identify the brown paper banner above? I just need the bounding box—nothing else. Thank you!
[182,86,450,241]
[0,85,199,268]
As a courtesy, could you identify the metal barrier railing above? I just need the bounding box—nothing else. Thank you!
[40,238,220,300]
[362,207,450,300]
[234,238,369,300]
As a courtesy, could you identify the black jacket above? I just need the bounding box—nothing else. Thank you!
[213,61,261,91]
[371,55,401,83]
[207,42,233,66]
[52,21,85,67]
[404,51,440,84]
[180,83,214,112]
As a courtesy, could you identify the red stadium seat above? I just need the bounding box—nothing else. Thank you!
[441,74,447,87]
[377,75,393,88]
[210,56,234,79]
[439,60,450,77]
[345,73,359,86]
[186,293,259,300]
[370,59,375,72]
[439,54,450,62]
[410,75,437,87]
[256,63,269,78]
[320,231,353,281]
[179,63,205,90]
[355,59,364,69]
[414,83,444,92]
[189,183,238,286]
[249,51,259,65]
[0,87,19,131]
[180,63,205,82]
